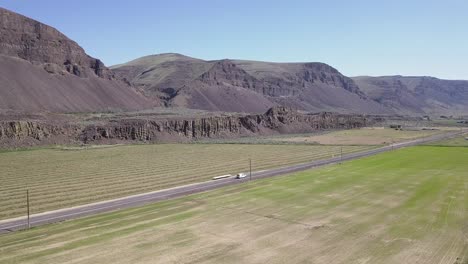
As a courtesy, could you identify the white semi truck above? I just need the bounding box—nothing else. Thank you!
[212,173,248,180]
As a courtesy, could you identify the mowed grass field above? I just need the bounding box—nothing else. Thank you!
[0,144,374,220]
[0,146,466,264]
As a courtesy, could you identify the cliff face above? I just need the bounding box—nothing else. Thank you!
[197,60,263,91]
[0,107,373,147]
[235,62,365,98]
[0,7,113,79]
[80,117,244,142]
[0,121,80,147]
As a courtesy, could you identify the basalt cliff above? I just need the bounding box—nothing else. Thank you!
[0,107,376,148]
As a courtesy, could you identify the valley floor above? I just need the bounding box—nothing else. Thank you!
[0,146,466,263]
[0,143,373,220]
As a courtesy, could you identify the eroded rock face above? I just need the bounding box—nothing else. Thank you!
[0,7,113,79]
[197,60,261,90]
[0,107,376,147]
[300,63,365,96]
[0,121,81,147]
[247,63,366,98]
[195,61,364,99]
[80,107,372,142]
[80,117,244,142]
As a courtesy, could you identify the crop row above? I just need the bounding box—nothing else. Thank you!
[0,144,374,219]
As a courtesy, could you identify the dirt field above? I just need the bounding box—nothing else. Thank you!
[0,144,374,220]
[271,127,445,145]
[0,146,466,264]
[426,133,468,147]
[198,127,448,146]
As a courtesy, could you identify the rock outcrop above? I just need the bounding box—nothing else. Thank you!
[0,121,81,147]
[197,60,262,90]
[0,107,373,147]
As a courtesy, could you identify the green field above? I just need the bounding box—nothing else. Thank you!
[0,146,466,264]
[0,144,374,220]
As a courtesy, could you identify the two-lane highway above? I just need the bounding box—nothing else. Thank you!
[0,131,462,234]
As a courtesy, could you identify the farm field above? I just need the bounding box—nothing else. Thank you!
[0,144,374,220]
[198,127,447,145]
[426,133,468,147]
[0,146,466,264]
[271,127,448,145]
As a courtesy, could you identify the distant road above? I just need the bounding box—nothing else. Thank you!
[0,131,463,234]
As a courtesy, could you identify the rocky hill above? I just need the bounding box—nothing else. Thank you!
[114,53,468,116]
[353,76,468,115]
[0,7,153,112]
[112,53,389,114]
[233,60,386,113]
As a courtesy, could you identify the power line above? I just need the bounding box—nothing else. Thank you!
[340,146,343,164]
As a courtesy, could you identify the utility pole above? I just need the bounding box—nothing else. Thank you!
[26,189,30,229]
[340,147,343,164]
[249,158,252,181]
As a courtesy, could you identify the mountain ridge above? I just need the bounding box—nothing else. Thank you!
[353,75,468,115]
[1,7,467,116]
[113,53,389,114]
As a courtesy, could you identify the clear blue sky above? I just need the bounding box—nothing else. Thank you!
[2,0,467,79]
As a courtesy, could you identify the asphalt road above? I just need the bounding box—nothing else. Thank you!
[0,131,463,234]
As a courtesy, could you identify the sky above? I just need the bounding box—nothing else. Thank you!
[1,0,468,79]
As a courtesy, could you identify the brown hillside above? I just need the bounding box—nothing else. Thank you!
[0,7,154,112]
[353,76,468,115]
[113,54,389,114]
